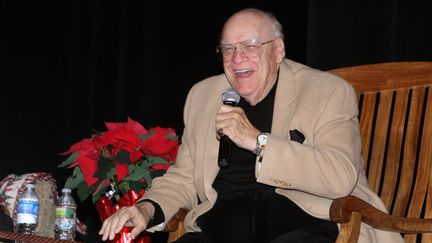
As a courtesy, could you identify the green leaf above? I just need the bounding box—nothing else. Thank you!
[150,169,166,179]
[146,156,169,166]
[100,146,113,158]
[94,157,115,178]
[118,181,131,195]
[106,168,117,182]
[91,186,108,204]
[93,178,109,193]
[138,130,154,140]
[166,132,179,141]
[76,181,92,202]
[112,150,130,164]
[64,166,84,189]
[123,165,147,181]
[128,164,137,174]
[58,152,78,168]
[141,170,152,188]
[126,180,147,193]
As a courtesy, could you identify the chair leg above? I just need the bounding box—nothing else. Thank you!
[167,221,186,243]
[336,212,362,243]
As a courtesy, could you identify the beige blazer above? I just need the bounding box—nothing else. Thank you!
[143,59,404,243]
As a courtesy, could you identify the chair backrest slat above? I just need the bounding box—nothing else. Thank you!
[329,61,432,243]
[393,86,426,217]
[380,88,409,211]
[358,93,376,171]
[368,90,393,194]
[423,95,432,243]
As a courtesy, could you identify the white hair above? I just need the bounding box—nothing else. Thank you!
[236,8,285,40]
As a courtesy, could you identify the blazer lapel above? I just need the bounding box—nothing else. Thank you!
[271,62,297,137]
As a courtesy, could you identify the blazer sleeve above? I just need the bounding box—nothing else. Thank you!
[140,84,199,223]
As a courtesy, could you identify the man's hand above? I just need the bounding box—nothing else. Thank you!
[99,202,155,241]
[216,104,260,151]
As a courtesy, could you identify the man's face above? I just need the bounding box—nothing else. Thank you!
[220,12,284,105]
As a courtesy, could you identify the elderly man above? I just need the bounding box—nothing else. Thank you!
[100,8,404,243]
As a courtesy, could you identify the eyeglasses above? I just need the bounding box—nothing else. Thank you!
[216,38,277,60]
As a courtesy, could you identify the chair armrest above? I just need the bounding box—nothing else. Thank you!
[163,208,188,232]
[163,208,189,243]
[330,195,432,233]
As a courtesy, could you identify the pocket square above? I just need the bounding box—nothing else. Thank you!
[289,129,305,144]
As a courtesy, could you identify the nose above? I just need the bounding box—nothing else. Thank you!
[232,46,248,63]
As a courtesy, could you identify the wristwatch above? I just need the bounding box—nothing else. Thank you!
[253,133,268,156]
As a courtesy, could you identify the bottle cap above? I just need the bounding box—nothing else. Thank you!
[62,188,72,193]
[26,184,35,189]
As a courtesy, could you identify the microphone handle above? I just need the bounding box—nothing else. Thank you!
[224,101,238,106]
[218,98,238,168]
[218,135,232,167]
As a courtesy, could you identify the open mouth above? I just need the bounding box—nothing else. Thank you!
[235,69,254,78]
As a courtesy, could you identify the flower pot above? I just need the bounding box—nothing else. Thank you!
[95,190,151,243]
[110,226,151,243]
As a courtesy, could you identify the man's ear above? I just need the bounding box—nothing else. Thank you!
[275,38,285,63]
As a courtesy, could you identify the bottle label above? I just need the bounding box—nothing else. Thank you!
[55,206,76,219]
[17,201,39,224]
[55,206,76,233]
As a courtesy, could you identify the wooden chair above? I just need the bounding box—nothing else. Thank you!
[165,61,432,243]
[328,61,432,243]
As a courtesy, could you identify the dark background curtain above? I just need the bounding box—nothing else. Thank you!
[2,0,431,242]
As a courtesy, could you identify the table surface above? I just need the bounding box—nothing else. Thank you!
[0,231,84,243]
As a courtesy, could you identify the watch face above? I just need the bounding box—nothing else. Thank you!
[258,134,267,145]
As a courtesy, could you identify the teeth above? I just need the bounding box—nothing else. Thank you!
[235,69,251,74]
[235,69,252,77]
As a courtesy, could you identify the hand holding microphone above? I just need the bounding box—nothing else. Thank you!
[217,88,240,167]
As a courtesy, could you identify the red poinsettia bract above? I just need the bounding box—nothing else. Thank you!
[60,117,179,196]
[141,127,179,162]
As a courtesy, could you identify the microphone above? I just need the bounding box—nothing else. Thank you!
[218,88,240,168]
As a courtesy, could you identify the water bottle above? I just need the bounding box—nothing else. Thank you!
[16,184,39,236]
[54,188,76,240]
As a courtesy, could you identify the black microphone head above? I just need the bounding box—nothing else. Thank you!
[222,88,240,106]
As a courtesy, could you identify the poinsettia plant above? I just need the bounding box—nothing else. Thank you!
[59,117,179,203]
